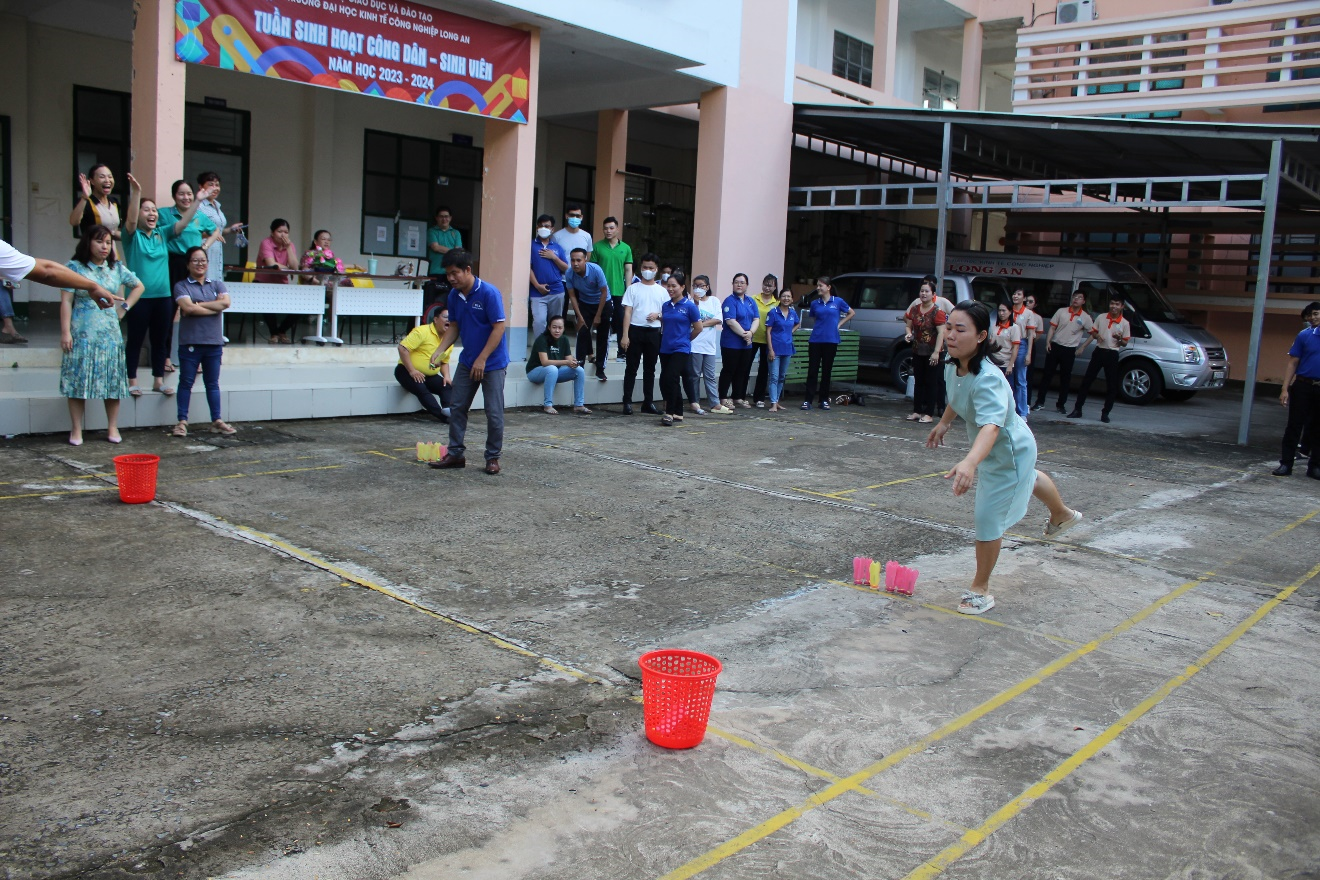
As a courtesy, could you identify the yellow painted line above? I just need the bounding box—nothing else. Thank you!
[364,450,403,461]
[848,471,949,494]
[0,471,109,486]
[789,471,945,502]
[902,558,1320,880]
[219,522,602,685]
[654,504,1320,880]
[0,484,118,501]
[1270,508,1318,535]
[704,726,973,835]
[654,573,1213,880]
[788,487,874,504]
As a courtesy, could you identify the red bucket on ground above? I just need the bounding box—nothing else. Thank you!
[113,454,160,504]
[638,649,723,749]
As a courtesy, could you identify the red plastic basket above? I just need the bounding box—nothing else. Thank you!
[638,649,723,749]
[113,454,160,504]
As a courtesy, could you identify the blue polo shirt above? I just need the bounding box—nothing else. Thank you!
[448,278,510,371]
[529,239,567,297]
[563,261,608,305]
[766,306,800,357]
[660,298,701,354]
[809,296,852,344]
[720,293,759,350]
[1289,324,1320,379]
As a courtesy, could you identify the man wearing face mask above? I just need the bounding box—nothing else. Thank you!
[552,204,593,256]
[529,214,568,341]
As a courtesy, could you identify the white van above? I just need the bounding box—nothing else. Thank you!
[804,271,1008,388]
[911,251,1229,404]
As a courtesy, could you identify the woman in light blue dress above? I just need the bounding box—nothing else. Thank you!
[60,224,143,445]
[926,301,1082,615]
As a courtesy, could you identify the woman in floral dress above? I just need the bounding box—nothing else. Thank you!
[60,224,143,445]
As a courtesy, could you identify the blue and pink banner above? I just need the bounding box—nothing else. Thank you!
[174,0,532,122]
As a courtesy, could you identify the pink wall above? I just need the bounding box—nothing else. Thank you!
[691,0,795,295]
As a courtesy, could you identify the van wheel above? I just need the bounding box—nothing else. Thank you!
[1161,389,1196,402]
[890,349,913,390]
[1118,359,1163,405]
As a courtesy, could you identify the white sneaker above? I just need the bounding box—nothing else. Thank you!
[1044,509,1083,539]
[958,592,995,615]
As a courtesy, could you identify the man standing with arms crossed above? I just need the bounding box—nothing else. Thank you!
[1068,293,1130,423]
[428,249,509,476]
[1033,289,1093,414]
[591,217,632,362]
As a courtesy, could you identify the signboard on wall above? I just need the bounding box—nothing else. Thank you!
[175,0,532,123]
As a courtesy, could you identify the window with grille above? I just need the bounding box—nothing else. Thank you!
[922,69,959,109]
[832,32,873,88]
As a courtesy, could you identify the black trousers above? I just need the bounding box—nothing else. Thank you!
[750,341,770,403]
[394,363,451,420]
[609,296,626,345]
[265,314,299,337]
[125,296,173,380]
[575,298,611,373]
[1281,377,1320,468]
[719,346,755,401]
[660,352,690,416]
[804,342,838,404]
[911,353,941,416]
[623,326,661,405]
[1073,348,1120,415]
[1036,343,1078,409]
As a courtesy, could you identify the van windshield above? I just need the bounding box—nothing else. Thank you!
[1109,282,1190,324]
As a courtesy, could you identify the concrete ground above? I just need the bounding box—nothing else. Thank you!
[1,382,1317,880]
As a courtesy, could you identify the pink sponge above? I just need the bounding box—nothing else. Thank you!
[884,561,919,596]
[853,556,873,586]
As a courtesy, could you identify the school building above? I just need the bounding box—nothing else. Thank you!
[0,0,1317,434]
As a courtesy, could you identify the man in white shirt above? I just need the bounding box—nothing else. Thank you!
[551,203,593,256]
[1,239,118,345]
[618,252,668,415]
[1068,294,1131,423]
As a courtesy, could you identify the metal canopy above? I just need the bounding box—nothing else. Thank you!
[788,106,1320,446]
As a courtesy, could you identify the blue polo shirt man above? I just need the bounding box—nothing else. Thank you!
[429,249,509,475]
[1275,300,1320,478]
[564,249,611,371]
[529,214,568,342]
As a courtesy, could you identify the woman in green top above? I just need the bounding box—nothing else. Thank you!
[526,314,590,414]
[157,178,222,372]
[121,173,175,397]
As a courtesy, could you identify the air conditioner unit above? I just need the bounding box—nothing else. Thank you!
[1056,0,1097,24]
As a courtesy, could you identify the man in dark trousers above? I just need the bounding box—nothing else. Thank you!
[1068,293,1129,424]
[428,249,509,476]
[1033,289,1093,413]
[1273,300,1320,478]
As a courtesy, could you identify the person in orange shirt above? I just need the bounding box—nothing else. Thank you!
[1068,294,1130,423]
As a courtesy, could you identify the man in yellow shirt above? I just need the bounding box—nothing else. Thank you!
[395,307,455,421]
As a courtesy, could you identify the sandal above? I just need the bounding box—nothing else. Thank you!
[919,415,934,423]
[672,414,684,422]
[661,414,674,426]
[573,405,592,414]
[171,421,188,438]
[542,405,559,415]
[128,386,143,398]
[958,592,995,615]
[159,386,175,396]
[164,362,175,373]
[212,420,238,436]
[906,413,922,421]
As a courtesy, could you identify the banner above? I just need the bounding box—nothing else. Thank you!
[174,0,532,123]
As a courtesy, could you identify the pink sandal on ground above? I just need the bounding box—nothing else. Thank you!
[212,420,238,436]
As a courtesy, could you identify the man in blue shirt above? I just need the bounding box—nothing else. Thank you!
[529,214,568,342]
[563,248,610,380]
[429,249,510,475]
[1274,300,1320,479]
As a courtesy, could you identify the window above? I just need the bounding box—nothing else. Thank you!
[833,32,873,88]
[73,86,131,238]
[563,162,594,232]
[922,69,959,109]
[361,130,483,257]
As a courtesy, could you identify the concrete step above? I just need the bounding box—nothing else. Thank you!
[0,360,633,436]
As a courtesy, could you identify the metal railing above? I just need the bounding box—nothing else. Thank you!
[1013,0,1320,115]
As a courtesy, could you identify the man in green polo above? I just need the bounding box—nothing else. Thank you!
[427,206,462,277]
[590,215,632,362]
